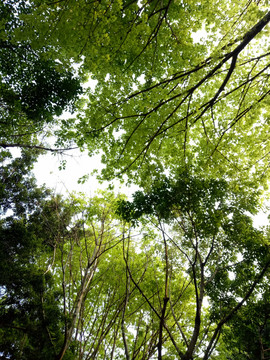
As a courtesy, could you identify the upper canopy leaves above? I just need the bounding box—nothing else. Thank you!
[6,1,270,186]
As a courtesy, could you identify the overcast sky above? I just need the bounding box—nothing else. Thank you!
[33,148,139,199]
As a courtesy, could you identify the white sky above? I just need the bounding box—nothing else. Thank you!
[33,149,139,199]
[253,211,269,228]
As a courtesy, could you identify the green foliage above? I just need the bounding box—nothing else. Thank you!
[221,291,270,359]
[121,172,223,210]
[0,1,82,153]
[0,161,66,359]
[1,1,270,359]
[4,0,270,187]
[17,0,269,185]
[0,169,269,359]
[117,172,270,359]
[0,42,82,122]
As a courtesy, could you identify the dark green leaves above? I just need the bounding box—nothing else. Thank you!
[117,172,228,225]
[0,1,82,155]
[0,42,82,123]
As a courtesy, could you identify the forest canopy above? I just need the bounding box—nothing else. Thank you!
[1,0,270,359]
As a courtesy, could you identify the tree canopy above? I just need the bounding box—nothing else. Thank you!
[0,1,82,154]
[13,0,270,185]
[1,0,270,359]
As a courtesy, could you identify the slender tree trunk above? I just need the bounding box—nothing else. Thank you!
[56,263,97,360]
[158,297,169,360]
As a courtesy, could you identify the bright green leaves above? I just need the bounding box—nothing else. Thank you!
[65,3,270,185]
[7,0,270,186]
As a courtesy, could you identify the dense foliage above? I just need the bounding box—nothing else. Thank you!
[19,0,270,185]
[1,0,270,359]
[0,1,82,153]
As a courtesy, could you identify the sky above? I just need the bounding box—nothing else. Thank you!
[33,148,139,199]
[33,150,102,196]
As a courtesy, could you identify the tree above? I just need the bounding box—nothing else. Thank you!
[2,1,270,359]
[15,0,270,185]
[0,149,50,216]
[39,192,175,360]
[117,172,270,359]
[0,150,66,359]
[0,1,82,153]
[220,289,270,359]
[1,182,160,359]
